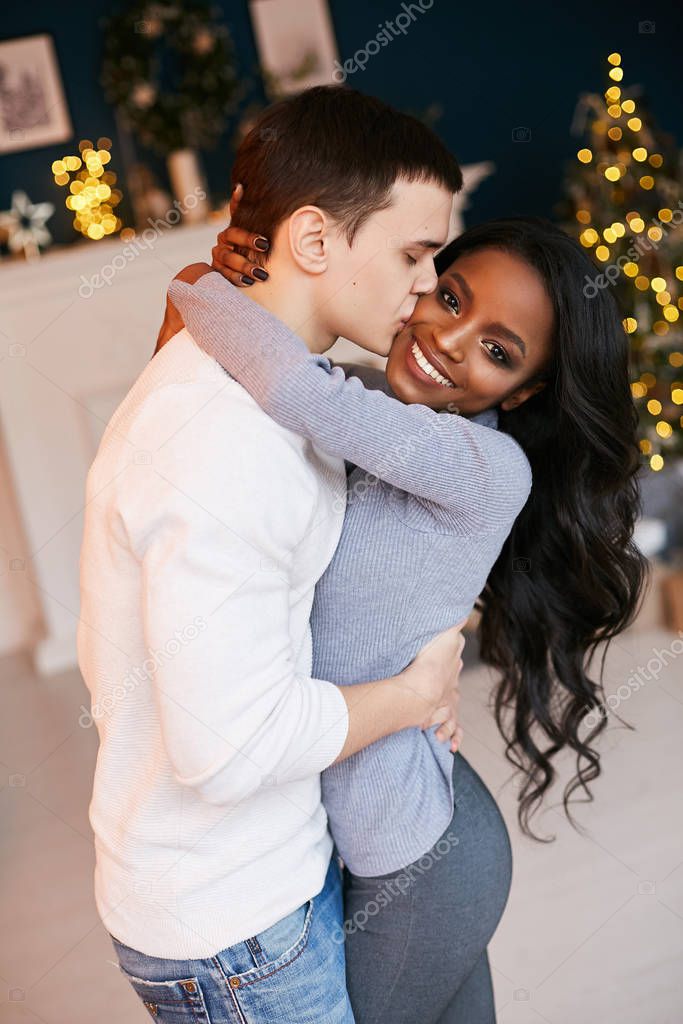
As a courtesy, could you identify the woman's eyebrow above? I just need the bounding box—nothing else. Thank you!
[442,271,527,357]
[489,323,527,357]
[443,270,473,302]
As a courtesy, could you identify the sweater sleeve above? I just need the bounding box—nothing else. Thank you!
[119,382,349,807]
[170,274,532,532]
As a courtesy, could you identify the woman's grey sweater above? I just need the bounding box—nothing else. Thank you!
[169,274,533,876]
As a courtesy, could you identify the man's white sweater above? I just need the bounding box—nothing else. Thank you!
[77,329,350,959]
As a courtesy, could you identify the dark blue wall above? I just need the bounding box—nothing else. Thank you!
[1,0,681,247]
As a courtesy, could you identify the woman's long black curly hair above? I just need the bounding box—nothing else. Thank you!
[435,216,650,841]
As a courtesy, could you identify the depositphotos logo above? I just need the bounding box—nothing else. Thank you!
[333,1,435,80]
[77,188,207,298]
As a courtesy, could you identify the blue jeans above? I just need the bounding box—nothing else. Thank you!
[109,856,355,1023]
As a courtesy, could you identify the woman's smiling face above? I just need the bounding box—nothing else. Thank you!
[385,248,555,416]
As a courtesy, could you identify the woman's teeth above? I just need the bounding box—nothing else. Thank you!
[411,341,455,388]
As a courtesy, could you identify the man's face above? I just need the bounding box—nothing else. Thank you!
[317,177,453,356]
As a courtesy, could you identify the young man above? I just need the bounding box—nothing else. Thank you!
[78,85,464,1023]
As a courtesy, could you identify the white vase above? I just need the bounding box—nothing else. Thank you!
[166,148,210,223]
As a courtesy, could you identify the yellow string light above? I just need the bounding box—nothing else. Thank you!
[51,136,123,240]
[581,56,683,465]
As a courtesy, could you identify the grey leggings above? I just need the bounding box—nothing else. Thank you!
[340,752,512,1024]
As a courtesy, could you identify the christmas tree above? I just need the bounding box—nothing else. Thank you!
[559,52,683,471]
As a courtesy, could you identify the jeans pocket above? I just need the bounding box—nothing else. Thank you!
[117,967,211,1022]
[231,897,314,986]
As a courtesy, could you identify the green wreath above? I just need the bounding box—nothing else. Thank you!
[101,1,240,155]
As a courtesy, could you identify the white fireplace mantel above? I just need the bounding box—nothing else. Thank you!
[0,221,223,674]
[0,220,367,674]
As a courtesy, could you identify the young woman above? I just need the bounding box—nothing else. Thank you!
[164,213,648,1023]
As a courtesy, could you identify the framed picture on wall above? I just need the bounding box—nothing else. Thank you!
[249,0,340,98]
[0,34,72,155]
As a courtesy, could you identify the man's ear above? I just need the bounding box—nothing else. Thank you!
[287,206,330,274]
[499,378,547,412]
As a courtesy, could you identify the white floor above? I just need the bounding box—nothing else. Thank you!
[0,621,681,1023]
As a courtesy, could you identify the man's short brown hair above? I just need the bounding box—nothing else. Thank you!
[231,85,462,262]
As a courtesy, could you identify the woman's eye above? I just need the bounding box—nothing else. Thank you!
[440,288,460,312]
[483,341,509,365]
[406,254,417,267]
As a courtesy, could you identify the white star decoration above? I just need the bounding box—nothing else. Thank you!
[0,190,55,260]
[444,161,496,246]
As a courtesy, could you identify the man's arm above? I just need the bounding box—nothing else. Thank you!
[331,623,464,765]
[120,383,462,806]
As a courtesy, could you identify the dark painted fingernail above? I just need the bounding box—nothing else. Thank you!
[254,236,270,251]
[251,267,269,281]
[241,275,255,285]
